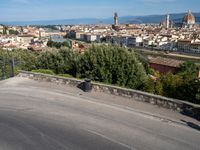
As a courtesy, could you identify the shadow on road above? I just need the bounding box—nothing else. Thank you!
[180,103,200,121]
[77,82,84,91]
[181,120,200,132]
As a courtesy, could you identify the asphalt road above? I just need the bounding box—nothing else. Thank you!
[0,77,199,150]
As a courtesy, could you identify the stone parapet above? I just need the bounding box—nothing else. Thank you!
[18,71,200,120]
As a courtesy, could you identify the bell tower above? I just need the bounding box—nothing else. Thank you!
[114,12,118,26]
[166,14,170,29]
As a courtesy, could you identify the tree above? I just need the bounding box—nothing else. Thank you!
[47,40,70,49]
[79,45,148,89]
[9,30,19,35]
[161,73,183,98]
[143,78,163,95]
[36,48,79,75]
[3,26,8,35]
[178,61,198,78]
[12,49,38,71]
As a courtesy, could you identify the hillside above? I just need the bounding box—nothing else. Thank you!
[1,12,200,25]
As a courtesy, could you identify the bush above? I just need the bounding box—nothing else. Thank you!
[47,40,71,49]
[36,48,79,75]
[58,74,73,78]
[32,69,55,75]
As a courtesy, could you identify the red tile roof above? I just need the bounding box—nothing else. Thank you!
[149,57,184,68]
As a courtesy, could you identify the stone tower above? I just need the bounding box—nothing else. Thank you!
[114,12,119,26]
[166,14,170,29]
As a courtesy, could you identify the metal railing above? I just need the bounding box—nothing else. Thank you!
[0,55,15,80]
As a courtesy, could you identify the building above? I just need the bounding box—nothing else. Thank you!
[86,34,97,42]
[183,10,196,28]
[112,13,120,31]
[127,36,143,47]
[177,39,192,51]
[114,12,119,26]
[149,57,184,74]
[75,31,84,40]
[0,25,4,34]
[17,35,34,45]
[143,38,156,47]
[191,42,200,53]
[160,14,173,29]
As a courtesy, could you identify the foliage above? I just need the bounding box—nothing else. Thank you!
[9,30,19,35]
[32,69,55,75]
[161,73,183,98]
[178,61,198,78]
[0,46,199,104]
[143,78,163,95]
[0,49,38,79]
[36,45,148,89]
[149,68,161,78]
[36,48,79,75]
[135,52,150,74]
[144,61,200,104]
[58,74,73,78]
[12,49,38,71]
[79,45,148,89]
[0,51,18,78]
[47,40,70,49]
[3,26,7,35]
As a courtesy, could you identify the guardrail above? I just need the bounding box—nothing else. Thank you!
[18,70,200,120]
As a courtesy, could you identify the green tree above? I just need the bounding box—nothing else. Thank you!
[143,78,163,95]
[36,48,79,75]
[47,40,70,49]
[9,30,19,35]
[79,45,148,89]
[12,49,38,71]
[161,73,183,98]
[178,61,198,78]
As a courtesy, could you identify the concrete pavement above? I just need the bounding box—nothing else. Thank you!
[0,77,199,150]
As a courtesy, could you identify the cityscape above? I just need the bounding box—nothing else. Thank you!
[1,10,200,53]
[0,0,200,150]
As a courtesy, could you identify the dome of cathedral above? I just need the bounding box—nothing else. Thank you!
[183,10,195,25]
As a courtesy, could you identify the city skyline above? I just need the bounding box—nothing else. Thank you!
[0,0,200,22]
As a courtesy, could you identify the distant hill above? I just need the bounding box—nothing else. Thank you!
[126,13,200,24]
[1,12,200,26]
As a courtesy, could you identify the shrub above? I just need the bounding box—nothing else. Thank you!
[58,74,73,78]
[32,69,55,75]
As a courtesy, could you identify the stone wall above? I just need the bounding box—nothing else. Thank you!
[18,71,200,120]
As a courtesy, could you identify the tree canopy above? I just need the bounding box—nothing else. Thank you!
[0,46,199,104]
[79,45,148,89]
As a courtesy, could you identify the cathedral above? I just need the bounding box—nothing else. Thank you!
[160,10,196,29]
[182,10,196,28]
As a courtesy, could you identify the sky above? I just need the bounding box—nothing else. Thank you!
[0,0,200,21]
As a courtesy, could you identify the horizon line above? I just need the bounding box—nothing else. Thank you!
[1,11,200,23]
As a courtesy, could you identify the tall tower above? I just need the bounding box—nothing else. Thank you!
[114,12,119,26]
[166,14,170,29]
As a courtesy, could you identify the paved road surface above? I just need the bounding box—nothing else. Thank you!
[0,77,199,150]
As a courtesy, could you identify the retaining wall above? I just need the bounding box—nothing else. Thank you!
[18,71,200,120]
